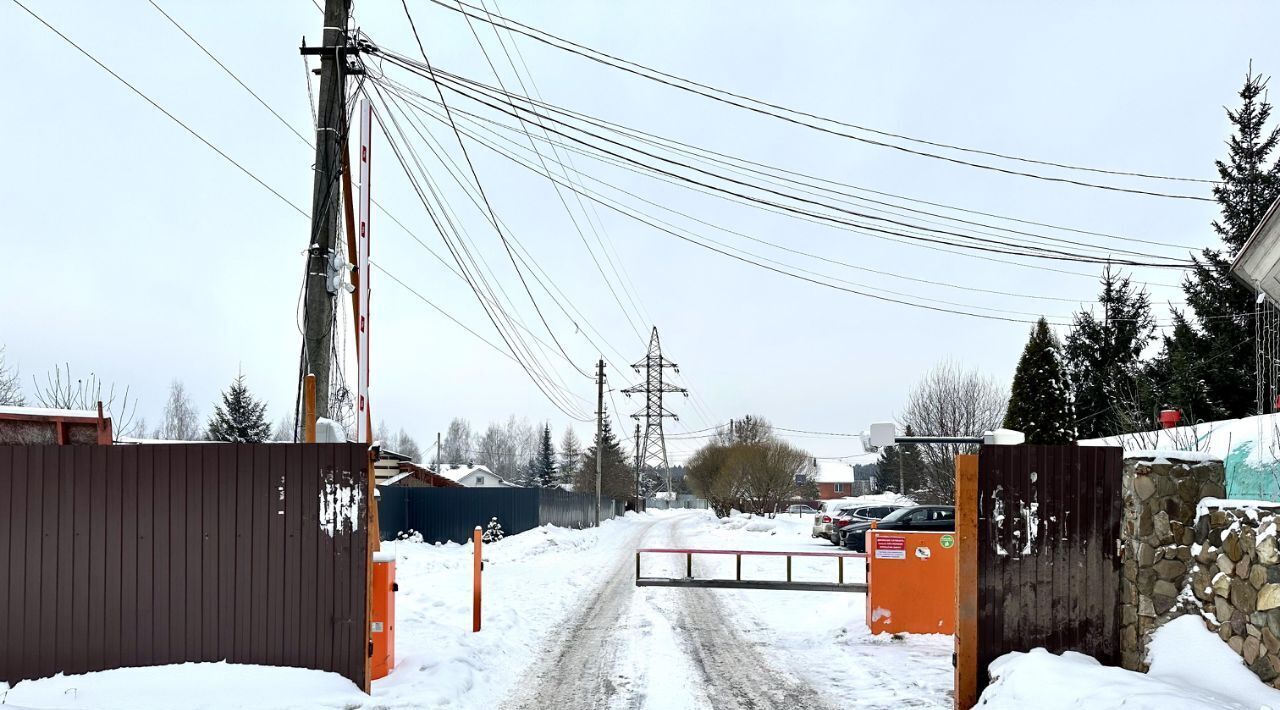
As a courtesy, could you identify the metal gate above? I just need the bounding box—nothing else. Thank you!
[973,444,1123,693]
[0,443,373,690]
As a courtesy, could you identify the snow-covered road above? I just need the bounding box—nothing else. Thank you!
[505,513,833,710]
[0,509,954,709]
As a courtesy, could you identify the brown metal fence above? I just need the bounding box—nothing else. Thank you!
[0,443,372,690]
[975,444,1124,693]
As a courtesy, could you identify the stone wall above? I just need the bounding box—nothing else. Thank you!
[1187,504,1280,685]
[1119,453,1225,671]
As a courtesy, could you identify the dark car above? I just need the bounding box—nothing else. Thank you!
[827,505,904,544]
[841,505,956,552]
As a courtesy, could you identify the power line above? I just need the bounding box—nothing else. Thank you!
[12,0,308,218]
[427,0,1216,200]
[400,0,594,381]
[145,0,312,145]
[387,59,1193,269]
[431,68,1203,255]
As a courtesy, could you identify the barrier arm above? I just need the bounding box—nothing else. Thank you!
[635,548,868,593]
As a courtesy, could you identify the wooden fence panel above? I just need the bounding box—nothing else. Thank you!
[0,443,371,690]
[976,444,1123,694]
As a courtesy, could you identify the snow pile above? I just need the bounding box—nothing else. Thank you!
[0,662,366,709]
[978,616,1280,709]
[1123,449,1221,464]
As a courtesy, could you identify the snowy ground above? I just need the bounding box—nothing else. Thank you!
[978,615,1280,709]
[11,508,1277,709]
[0,509,952,709]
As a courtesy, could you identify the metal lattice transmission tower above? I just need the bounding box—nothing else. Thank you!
[623,327,688,494]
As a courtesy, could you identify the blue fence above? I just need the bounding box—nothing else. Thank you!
[377,487,625,543]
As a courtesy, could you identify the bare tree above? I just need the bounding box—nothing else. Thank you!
[728,440,810,515]
[441,418,474,464]
[156,380,201,441]
[32,363,139,437]
[715,414,774,446]
[900,361,1007,503]
[0,347,23,406]
[272,415,296,442]
[394,428,422,462]
[476,416,537,482]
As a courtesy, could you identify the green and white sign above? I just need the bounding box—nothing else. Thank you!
[940,534,955,549]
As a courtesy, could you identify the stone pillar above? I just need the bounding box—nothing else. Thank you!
[1119,453,1226,671]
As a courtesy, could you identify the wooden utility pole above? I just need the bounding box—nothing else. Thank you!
[595,359,605,526]
[301,0,352,418]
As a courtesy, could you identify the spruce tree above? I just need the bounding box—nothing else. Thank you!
[574,408,633,499]
[1066,266,1156,439]
[1158,70,1280,420]
[533,423,557,488]
[558,427,583,485]
[875,425,925,497]
[1004,318,1076,443]
[206,374,271,443]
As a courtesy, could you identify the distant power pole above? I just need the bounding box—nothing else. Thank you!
[594,359,605,526]
[437,431,442,470]
[300,0,355,418]
[634,422,641,508]
[623,328,688,494]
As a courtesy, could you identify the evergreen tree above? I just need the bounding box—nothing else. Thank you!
[573,407,633,499]
[558,427,583,485]
[206,374,271,442]
[876,425,925,497]
[532,423,557,488]
[1004,318,1076,443]
[1065,266,1156,439]
[1157,70,1280,420]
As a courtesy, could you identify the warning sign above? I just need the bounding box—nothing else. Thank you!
[875,535,907,559]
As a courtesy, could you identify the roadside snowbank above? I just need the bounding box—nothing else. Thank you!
[0,662,366,709]
[978,615,1280,709]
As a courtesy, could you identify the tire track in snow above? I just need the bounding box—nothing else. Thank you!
[506,513,835,710]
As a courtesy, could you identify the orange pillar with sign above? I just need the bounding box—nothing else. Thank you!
[866,529,957,635]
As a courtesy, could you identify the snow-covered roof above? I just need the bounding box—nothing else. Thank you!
[436,464,499,483]
[378,471,413,487]
[811,459,855,483]
[0,405,100,419]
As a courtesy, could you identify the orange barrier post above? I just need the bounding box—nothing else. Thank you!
[472,526,482,632]
[866,529,957,635]
[370,551,396,680]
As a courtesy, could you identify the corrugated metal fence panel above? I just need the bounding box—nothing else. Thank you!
[0,443,370,690]
[976,444,1123,692]
[377,486,409,538]
[538,488,600,529]
[405,488,540,543]
[377,487,623,542]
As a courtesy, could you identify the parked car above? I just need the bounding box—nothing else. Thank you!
[811,500,853,539]
[786,504,818,515]
[827,505,904,544]
[841,505,956,552]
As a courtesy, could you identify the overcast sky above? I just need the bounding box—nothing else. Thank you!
[5,1,1278,463]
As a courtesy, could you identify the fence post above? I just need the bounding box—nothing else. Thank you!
[736,554,741,581]
[635,551,641,581]
[686,552,692,579]
[838,555,844,585]
[786,555,792,583]
[472,526,482,633]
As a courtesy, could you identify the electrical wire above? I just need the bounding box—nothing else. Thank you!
[427,0,1216,199]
